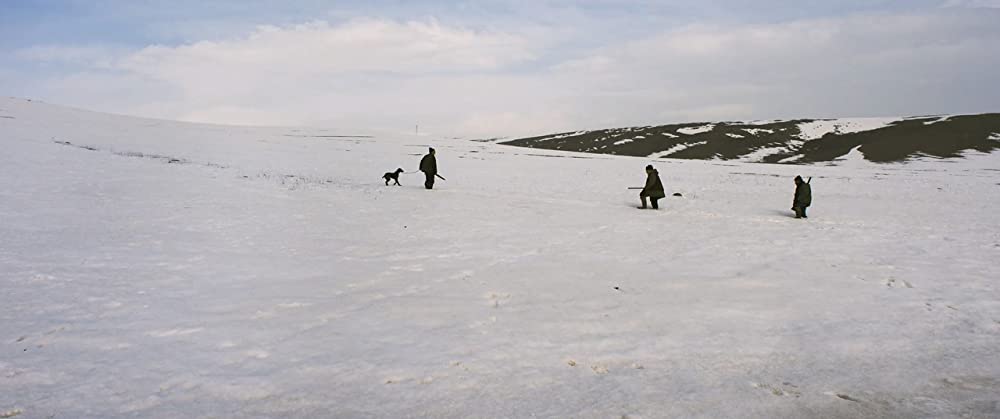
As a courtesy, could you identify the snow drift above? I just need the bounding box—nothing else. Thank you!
[1,97,999,418]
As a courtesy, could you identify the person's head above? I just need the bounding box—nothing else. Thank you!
[794,175,803,184]
[645,164,654,173]
[429,147,436,155]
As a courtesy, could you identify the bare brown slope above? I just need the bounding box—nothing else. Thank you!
[501,114,1000,164]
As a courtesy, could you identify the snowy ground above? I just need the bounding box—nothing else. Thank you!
[2,98,999,418]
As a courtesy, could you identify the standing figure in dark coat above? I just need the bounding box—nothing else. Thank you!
[639,164,666,209]
[419,148,438,189]
[792,175,812,219]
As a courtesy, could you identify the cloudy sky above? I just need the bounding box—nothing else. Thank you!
[2,0,999,137]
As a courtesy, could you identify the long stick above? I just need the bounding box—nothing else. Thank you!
[436,174,447,181]
[627,187,643,190]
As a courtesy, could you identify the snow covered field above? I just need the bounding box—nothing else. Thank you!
[2,98,999,418]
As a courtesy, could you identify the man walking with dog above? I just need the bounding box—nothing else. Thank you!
[419,147,443,189]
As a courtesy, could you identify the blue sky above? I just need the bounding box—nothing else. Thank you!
[2,0,998,136]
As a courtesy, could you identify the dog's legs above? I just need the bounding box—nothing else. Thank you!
[395,179,401,186]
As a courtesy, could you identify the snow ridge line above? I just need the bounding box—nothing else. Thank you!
[53,140,217,167]
[51,139,338,190]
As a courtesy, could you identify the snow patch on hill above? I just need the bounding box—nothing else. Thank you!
[535,131,589,142]
[649,141,706,158]
[796,118,899,140]
[778,154,804,163]
[677,124,715,135]
[739,146,793,163]
[923,116,953,125]
[743,128,774,136]
[833,145,868,168]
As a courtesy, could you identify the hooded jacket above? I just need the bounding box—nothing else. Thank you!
[642,169,666,198]
[794,180,812,208]
[419,153,437,175]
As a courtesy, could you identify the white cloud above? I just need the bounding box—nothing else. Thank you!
[13,11,1000,138]
[540,11,1000,129]
[17,19,549,135]
[120,19,535,77]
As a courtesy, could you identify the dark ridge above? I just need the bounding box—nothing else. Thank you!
[501,114,1000,164]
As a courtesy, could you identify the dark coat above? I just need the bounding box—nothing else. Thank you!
[794,182,812,208]
[641,170,666,198]
[419,153,437,175]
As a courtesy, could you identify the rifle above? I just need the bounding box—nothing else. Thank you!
[406,170,446,181]
[627,187,643,190]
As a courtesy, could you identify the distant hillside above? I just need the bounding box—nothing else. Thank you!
[500,114,1000,164]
